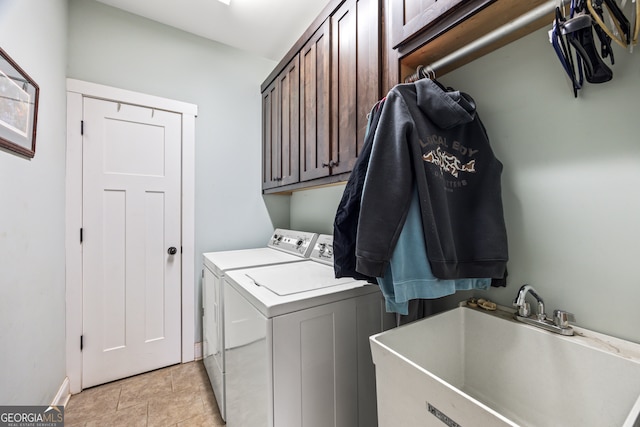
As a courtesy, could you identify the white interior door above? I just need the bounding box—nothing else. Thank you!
[82,97,182,388]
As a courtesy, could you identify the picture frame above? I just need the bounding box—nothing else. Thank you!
[0,46,39,158]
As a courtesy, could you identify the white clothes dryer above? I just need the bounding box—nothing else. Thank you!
[202,229,318,421]
[222,235,394,427]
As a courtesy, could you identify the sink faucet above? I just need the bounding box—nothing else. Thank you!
[512,284,574,336]
[513,284,546,321]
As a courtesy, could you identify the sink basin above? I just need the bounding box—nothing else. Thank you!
[370,305,640,427]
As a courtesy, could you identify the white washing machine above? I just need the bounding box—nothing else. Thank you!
[223,234,394,427]
[202,229,318,421]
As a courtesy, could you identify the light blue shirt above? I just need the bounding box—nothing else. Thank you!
[377,187,490,315]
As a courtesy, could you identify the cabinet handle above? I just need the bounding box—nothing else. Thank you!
[322,160,340,168]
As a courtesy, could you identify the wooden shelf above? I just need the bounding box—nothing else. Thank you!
[263,172,351,195]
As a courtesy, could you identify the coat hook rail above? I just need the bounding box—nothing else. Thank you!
[409,0,559,79]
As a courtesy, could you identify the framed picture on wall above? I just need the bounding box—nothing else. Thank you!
[0,46,39,158]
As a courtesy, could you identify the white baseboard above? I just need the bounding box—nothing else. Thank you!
[52,377,71,407]
[194,341,203,360]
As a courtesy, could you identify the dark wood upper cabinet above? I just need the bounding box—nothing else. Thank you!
[300,21,331,182]
[279,56,301,186]
[262,55,300,190]
[262,80,278,190]
[300,0,380,183]
[330,0,380,176]
[262,0,380,192]
[390,0,494,50]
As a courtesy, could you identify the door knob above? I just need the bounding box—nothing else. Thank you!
[167,247,177,255]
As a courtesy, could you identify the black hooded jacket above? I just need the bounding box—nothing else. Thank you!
[355,79,508,282]
[333,99,384,281]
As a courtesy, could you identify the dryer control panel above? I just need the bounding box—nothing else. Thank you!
[268,229,318,257]
[309,234,334,266]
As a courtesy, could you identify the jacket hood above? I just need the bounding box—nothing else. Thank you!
[415,78,476,129]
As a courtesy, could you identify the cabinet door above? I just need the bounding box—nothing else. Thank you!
[330,0,380,176]
[391,0,465,47]
[262,57,300,190]
[272,298,358,427]
[391,0,494,49]
[300,20,331,182]
[278,55,301,186]
[262,80,279,190]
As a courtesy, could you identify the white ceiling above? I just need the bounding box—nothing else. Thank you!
[95,0,331,61]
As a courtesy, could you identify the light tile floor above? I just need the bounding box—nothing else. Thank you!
[65,361,224,427]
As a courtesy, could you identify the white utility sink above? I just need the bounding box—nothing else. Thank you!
[370,305,640,427]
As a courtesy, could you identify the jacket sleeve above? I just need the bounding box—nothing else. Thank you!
[355,90,415,278]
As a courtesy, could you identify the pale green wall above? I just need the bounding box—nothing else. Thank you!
[442,26,640,343]
[290,184,346,234]
[67,0,289,342]
[292,25,640,344]
[0,0,68,405]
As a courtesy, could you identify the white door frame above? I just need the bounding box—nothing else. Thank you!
[65,78,197,394]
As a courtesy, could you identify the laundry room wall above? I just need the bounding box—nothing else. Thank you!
[67,0,290,344]
[291,24,640,345]
[441,27,640,344]
[289,184,345,234]
[0,0,68,405]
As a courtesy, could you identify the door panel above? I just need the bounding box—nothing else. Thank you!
[82,97,182,388]
[278,55,300,186]
[391,0,468,48]
[262,81,279,189]
[331,1,358,175]
[102,189,126,351]
[331,0,380,176]
[262,56,301,190]
[144,191,167,341]
[300,20,331,182]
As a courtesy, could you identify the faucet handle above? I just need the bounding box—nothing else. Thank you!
[536,301,547,321]
[517,302,531,317]
[553,310,575,329]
